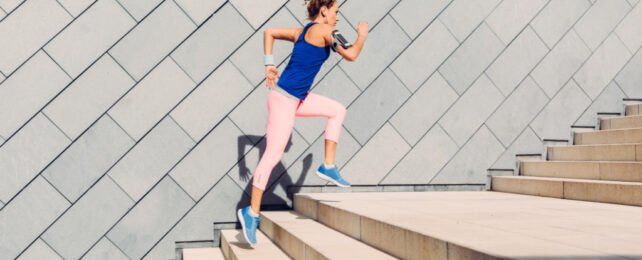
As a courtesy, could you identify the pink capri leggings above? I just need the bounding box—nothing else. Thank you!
[252,89,347,190]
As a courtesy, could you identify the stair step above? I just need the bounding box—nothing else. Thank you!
[601,115,642,130]
[220,229,289,260]
[625,103,642,116]
[521,161,642,182]
[574,127,642,145]
[492,176,642,206]
[294,192,640,259]
[182,247,225,260]
[547,143,642,161]
[259,210,394,260]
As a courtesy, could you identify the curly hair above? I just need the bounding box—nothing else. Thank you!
[304,0,337,20]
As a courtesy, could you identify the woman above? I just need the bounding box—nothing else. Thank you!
[238,0,368,246]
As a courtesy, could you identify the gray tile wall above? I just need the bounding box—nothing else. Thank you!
[0,0,640,259]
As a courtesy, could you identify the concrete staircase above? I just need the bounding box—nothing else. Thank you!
[182,102,642,259]
[493,102,642,207]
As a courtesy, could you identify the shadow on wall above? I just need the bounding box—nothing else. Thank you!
[235,135,311,212]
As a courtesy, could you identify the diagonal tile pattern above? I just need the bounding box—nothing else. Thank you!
[1,0,641,259]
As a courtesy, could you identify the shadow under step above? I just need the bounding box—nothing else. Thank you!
[492,175,642,206]
[574,127,642,145]
[182,247,225,260]
[547,143,642,161]
[625,103,642,116]
[601,115,642,130]
[260,211,394,260]
[521,161,642,182]
[220,229,290,260]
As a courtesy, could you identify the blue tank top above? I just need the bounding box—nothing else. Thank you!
[277,22,331,100]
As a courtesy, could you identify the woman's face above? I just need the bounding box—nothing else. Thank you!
[324,3,339,26]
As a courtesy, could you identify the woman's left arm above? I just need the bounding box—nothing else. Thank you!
[263,27,302,54]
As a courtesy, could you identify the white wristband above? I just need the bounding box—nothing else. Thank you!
[264,55,275,66]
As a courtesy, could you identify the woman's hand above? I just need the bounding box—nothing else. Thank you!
[265,65,279,89]
[357,22,369,39]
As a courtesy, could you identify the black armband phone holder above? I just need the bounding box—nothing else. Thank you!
[331,30,352,52]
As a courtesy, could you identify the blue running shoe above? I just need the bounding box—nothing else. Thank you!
[237,206,259,246]
[316,164,350,187]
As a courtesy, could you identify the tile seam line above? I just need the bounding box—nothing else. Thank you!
[114,0,137,22]
[53,0,74,18]
[0,0,25,23]
[172,0,198,26]
[36,237,67,260]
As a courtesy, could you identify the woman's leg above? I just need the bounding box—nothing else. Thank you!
[296,93,347,165]
[250,90,298,214]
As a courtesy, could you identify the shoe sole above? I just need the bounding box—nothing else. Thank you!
[316,170,350,188]
[237,209,257,247]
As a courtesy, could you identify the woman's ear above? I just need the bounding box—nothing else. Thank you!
[321,6,327,17]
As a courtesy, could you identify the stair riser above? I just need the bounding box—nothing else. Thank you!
[491,177,642,207]
[260,215,321,260]
[625,104,642,116]
[601,116,642,130]
[221,235,237,260]
[293,196,502,260]
[547,145,642,161]
[521,161,642,182]
[574,128,642,145]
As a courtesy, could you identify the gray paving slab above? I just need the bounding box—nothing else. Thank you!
[390,19,458,92]
[431,125,505,184]
[0,113,70,203]
[228,128,308,196]
[169,118,248,201]
[438,0,500,42]
[0,176,69,260]
[106,176,194,260]
[486,26,549,96]
[575,82,627,126]
[81,237,129,260]
[41,177,134,260]
[485,0,548,45]
[381,124,458,184]
[171,61,253,141]
[486,77,549,147]
[574,0,630,51]
[343,69,410,145]
[230,8,299,86]
[574,34,632,100]
[42,115,134,202]
[174,0,225,25]
[17,238,62,260]
[109,0,195,81]
[171,3,253,83]
[44,0,135,78]
[116,0,161,21]
[108,58,195,141]
[0,6,6,19]
[439,22,505,95]
[108,116,194,202]
[143,175,246,260]
[629,0,640,7]
[0,51,71,139]
[530,80,592,140]
[615,48,642,97]
[339,0,398,30]
[229,84,273,137]
[491,127,542,169]
[390,0,450,39]
[57,0,94,17]
[230,0,287,29]
[616,1,642,53]
[294,66,361,144]
[389,73,458,146]
[530,0,591,48]
[531,29,591,98]
[341,123,410,184]
[339,15,410,89]
[438,74,504,147]
[43,55,135,140]
[0,0,71,74]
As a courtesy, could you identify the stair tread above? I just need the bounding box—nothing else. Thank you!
[261,210,395,259]
[295,192,641,259]
[221,229,290,259]
[182,247,225,260]
[493,175,642,185]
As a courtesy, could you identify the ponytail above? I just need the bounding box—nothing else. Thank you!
[304,0,336,20]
